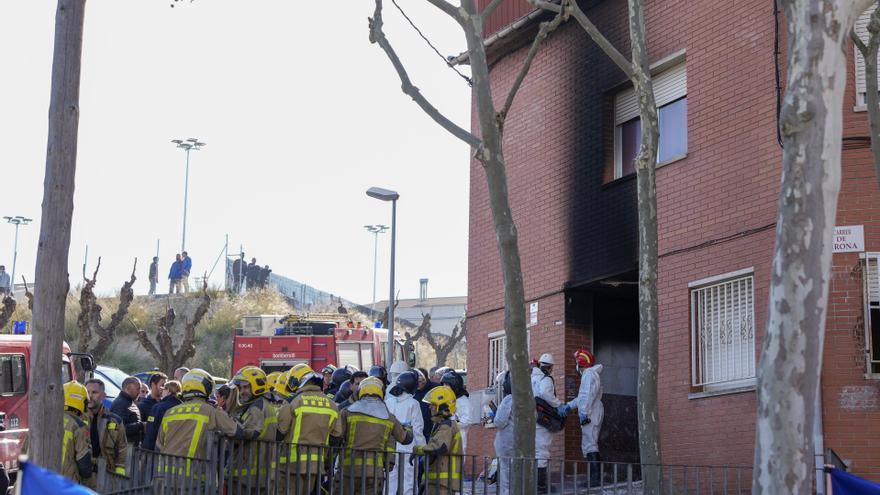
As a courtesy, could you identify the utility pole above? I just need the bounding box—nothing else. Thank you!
[363,224,389,317]
[170,138,205,252]
[4,216,33,292]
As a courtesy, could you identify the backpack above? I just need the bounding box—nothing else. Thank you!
[535,396,566,432]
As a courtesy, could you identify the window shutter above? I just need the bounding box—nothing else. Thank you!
[615,63,687,125]
[854,7,878,100]
[866,253,880,303]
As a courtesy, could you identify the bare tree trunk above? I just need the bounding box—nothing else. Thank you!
[753,1,871,493]
[627,0,662,488]
[135,281,210,375]
[29,0,86,471]
[76,258,137,362]
[853,3,880,184]
[369,2,562,480]
[407,314,467,367]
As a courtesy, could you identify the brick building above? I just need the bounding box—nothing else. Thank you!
[464,0,880,481]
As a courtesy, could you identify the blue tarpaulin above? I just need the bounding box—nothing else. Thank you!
[20,461,97,495]
[830,468,880,494]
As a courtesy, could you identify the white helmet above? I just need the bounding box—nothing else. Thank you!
[389,361,409,375]
[538,353,555,365]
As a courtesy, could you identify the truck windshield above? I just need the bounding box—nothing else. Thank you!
[0,355,26,395]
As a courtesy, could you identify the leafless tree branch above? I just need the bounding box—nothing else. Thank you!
[482,0,506,23]
[498,10,565,128]
[853,3,880,186]
[533,0,634,77]
[424,0,463,21]
[0,296,16,331]
[21,277,33,310]
[369,0,482,149]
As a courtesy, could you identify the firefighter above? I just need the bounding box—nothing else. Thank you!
[265,371,282,395]
[531,353,561,490]
[327,365,353,399]
[415,385,462,495]
[440,370,472,454]
[157,369,246,482]
[563,348,604,487]
[321,364,337,392]
[490,371,514,495]
[340,376,413,494]
[62,380,94,487]
[85,378,128,476]
[277,364,343,494]
[230,365,277,489]
[385,370,425,495]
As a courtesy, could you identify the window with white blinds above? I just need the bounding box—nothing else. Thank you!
[613,62,688,178]
[864,253,880,375]
[854,6,879,105]
[690,271,756,388]
[488,333,507,385]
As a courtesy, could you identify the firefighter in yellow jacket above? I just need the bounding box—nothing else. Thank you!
[85,378,128,476]
[158,369,245,480]
[62,381,94,487]
[229,365,277,488]
[416,385,463,495]
[339,376,413,495]
[276,364,343,493]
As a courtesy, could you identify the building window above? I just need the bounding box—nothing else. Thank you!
[864,253,880,375]
[690,270,756,390]
[614,62,688,178]
[855,6,879,106]
[0,355,26,395]
[488,333,507,385]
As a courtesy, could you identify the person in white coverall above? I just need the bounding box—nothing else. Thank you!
[531,353,562,490]
[385,370,426,495]
[562,348,604,487]
[440,370,472,454]
[490,371,514,495]
[387,360,409,394]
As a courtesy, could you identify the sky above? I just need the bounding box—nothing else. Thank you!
[0,0,472,304]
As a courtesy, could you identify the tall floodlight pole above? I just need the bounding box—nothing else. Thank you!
[171,138,205,252]
[4,216,33,293]
[363,224,389,316]
[366,187,399,367]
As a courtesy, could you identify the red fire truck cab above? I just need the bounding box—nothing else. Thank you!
[231,314,405,375]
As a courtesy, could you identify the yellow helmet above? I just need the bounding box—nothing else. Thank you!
[63,380,88,415]
[287,363,318,393]
[182,368,215,400]
[232,366,269,398]
[266,371,281,391]
[273,370,292,399]
[422,385,457,416]
[356,376,385,400]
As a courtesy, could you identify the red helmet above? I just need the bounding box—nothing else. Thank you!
[573,348,594,369]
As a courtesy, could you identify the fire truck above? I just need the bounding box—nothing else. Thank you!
[231,314,406,374]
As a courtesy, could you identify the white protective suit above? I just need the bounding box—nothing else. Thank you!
[493,394,514,495]
[385,390,426,495]
[454,395,473,454]
[531,367,561,468]
[566,364,604,456]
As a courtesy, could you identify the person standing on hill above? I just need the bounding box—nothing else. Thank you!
[148,257,159,296]
[168,254,183,294]
[246,257,258,290]
[181,251,192,293]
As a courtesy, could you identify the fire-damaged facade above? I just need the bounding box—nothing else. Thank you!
[464,0,880,481]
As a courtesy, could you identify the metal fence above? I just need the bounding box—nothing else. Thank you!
[96,433,823,495]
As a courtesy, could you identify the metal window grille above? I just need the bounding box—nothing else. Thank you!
[488,334,507,384]
[864,253,880,374]
[691,274,755,387]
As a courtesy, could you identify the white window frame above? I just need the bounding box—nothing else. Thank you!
[689,268,756,393]
[854,6,878,108]
[862,252,880,378]
[613,62,688,179]
[487,329,531,385]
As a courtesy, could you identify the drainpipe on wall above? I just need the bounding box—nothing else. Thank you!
[814,382,825,495]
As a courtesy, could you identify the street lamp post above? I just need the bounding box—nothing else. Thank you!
[4,216,33,293]
[366,187,399,367]
[363,224,389,317]
[171,138,206,252]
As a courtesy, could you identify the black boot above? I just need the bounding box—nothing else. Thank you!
[537,467,548,491]
[587,452,602,487]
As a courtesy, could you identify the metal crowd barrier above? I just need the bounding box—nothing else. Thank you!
[95,433,791,495]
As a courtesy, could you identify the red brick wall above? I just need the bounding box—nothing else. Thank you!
[467,0,880,481]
